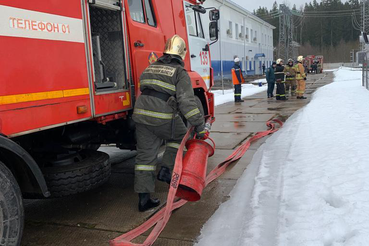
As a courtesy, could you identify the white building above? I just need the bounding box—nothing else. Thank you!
[202,0,275,79]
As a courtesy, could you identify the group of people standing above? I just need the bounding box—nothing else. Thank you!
[266,56,307,100]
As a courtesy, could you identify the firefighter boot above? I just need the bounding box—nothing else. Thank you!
[157,166,171,184]
[138,193,160,212]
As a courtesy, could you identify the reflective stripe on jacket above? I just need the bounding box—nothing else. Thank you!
[295,62,306,80]
[283,64,296,81]
[275,64,285,82]
[132,54,204,127]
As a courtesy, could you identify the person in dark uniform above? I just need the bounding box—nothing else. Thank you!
[266,61,276,98]
[262,63,266,75]
[132,35,207,212]
[274,58,287,100]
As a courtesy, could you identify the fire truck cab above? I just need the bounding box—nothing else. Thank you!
[0,0,219,244]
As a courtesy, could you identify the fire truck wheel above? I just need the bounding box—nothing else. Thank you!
[42,150,111,197]
[0,161,24,246]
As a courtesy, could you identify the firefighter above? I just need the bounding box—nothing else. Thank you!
[132,35,207,212]
[274,58,287,100]
[295,55,307,99]
[266,61,276,98]
[232,57,245,102]
[283,58,297,97]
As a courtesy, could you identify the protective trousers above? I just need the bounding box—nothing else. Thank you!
[296,80,306,97]
[234,84,242,101]
[134,117,187,193]
[285,80,297,96]
[267,82,275,97]
[276,81,286,100]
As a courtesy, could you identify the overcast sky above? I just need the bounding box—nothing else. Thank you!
[231,0,315,12]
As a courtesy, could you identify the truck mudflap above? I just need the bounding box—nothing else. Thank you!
[0,135,50,198]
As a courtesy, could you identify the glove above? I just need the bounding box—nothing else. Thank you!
[195,125,209,140]
[304,77,307,80]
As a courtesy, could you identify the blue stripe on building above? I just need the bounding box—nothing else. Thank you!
[212,60,272,80]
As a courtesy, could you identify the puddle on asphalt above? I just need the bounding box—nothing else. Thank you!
[267,107,284,111]
[232,122,246,128]
[233,115,254,119]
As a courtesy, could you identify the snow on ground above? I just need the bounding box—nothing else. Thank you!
[213,83,267,106]
[196,68,369,246]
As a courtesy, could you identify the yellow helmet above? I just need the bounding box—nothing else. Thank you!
[276,58,283,64]
[297,56,304,62]
[164,35,187,60]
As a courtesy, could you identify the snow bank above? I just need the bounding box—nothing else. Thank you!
[196,68,369,245]
[213,84,267,106]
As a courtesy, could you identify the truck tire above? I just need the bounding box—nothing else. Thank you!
[0,161,24,246]
[42,150,111,197]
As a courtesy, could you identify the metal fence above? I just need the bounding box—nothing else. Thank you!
[363,52,369,89]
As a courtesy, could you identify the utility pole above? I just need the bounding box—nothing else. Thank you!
[278,5,300,60]
[362,0,369,50]
[278,4,293,61]
[278,6,286,60]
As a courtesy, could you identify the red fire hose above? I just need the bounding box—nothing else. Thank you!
[110,118,283,246]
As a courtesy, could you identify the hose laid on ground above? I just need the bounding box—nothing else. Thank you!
[110,119,283,246]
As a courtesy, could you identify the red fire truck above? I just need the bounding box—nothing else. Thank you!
[0,0,219,244]
[305,55,324,73]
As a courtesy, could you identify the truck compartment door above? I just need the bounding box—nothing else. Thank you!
[84,0,133,116]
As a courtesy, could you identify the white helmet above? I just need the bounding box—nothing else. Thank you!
[297,56,304,62]
[234,57,240,63]
[276,58,283,64]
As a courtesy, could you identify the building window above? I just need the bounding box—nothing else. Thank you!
[240,25,244,40]
[250,29,253,41]
[265,34,267,45]
[246,27,249,41]
[227,21,233,38]
[254,30,257,42]
[235,24,239,39]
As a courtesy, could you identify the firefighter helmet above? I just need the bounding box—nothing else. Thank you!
[276,58,283,64]
[297,56,304,62]
[234,57,240,63]
[164,35,187,60]
[288,58,293,63]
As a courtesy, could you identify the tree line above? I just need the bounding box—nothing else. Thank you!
[254,0,361,62]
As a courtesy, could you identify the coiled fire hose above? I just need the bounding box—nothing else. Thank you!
[110,118,283,246]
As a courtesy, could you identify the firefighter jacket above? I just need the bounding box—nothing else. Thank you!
[231,63,245,85]
[294,62,307,80]
[275,64,285,83]
[283,64,296,81]
[266,66,276,83]
[132,54,204,127]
